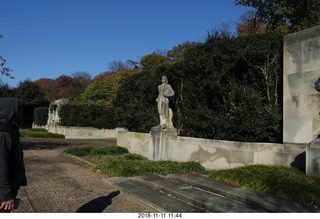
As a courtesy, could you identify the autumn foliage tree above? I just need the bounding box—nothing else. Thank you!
[235,0,320,33]
[35,78,57,102]
[68,71,92,100]
[236,10,267,36]
[36,72,92,102]
[55,75,73,99]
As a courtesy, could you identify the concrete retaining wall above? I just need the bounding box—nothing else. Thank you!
[117,131,307,170]
[34,123,125,139]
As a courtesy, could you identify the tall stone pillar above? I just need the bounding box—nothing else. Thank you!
[283,26,320,144]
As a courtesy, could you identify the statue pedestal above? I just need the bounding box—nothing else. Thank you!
[149,126,177,160]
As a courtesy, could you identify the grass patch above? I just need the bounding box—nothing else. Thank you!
[64,146,205,177]
[97,159,204,177]
[64,146,320,208]
[64,146,129,157]
[20,128,65,139]
[209,164,320,208]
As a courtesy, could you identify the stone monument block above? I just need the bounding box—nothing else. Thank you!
[306,146,320,177]
[283,26,320,144]
[149,126,177,160]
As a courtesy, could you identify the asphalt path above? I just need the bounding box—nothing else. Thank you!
[12,138,157,213]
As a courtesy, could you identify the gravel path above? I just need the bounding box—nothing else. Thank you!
[12,138,157,213]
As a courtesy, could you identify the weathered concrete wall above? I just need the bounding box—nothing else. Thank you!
[116,131,150,158]
[43,124,125,139]
[117,131,306,170]
[283,26,320,144]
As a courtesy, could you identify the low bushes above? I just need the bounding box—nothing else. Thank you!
[97,159,204,177]
[209,165,320,208]
[20,128,65,139]
[64,146,205,177]
[64,146,129,157]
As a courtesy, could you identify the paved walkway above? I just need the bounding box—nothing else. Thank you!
[14,138,157,213]
[12,138,319,213]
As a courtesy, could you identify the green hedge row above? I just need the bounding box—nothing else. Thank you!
[59,104,117,129]
[33,107,49,126]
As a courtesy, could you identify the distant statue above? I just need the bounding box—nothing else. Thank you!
[47,98,69,125]
[156,76,175,129]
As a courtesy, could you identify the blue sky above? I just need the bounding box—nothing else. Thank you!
[1,0,248,87]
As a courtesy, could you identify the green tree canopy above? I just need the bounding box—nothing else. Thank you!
[79,69,137,109]
[113,71,159,132]
[15,79,49,127]
[140,53,172,72]
[114,30,283,142]
[235,0,320,33]
[0,82,15,97]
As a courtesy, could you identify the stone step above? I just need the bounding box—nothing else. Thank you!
[133,174,265,213]
[166,172,320,213]
[104,172,320,213]
[103,177,206,212]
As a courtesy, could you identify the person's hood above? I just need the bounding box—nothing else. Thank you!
[0,97,19,123]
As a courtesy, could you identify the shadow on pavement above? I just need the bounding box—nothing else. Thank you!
[76,191,120,213]
[21,139,69,150]
[20,138,116,150]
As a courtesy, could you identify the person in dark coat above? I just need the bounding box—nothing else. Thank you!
[0,98,27,212]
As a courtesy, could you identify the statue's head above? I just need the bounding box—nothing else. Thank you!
[162,76,168,83]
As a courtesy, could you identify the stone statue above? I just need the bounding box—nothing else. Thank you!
[47,98,69,125]
[156,76,175,129]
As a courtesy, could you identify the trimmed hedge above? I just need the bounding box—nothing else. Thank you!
[33,107,49,126]
[59,103,117,129]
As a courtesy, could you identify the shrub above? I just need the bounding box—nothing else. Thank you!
[33,107,49,126]
[97,160,205,177]
[20,128,65,139]
[209,165,320,208]
[64,146,129,157]
[64,145,205,177]
[121,153,147,160]
[59,103,117,129]
[90,146,129,155]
